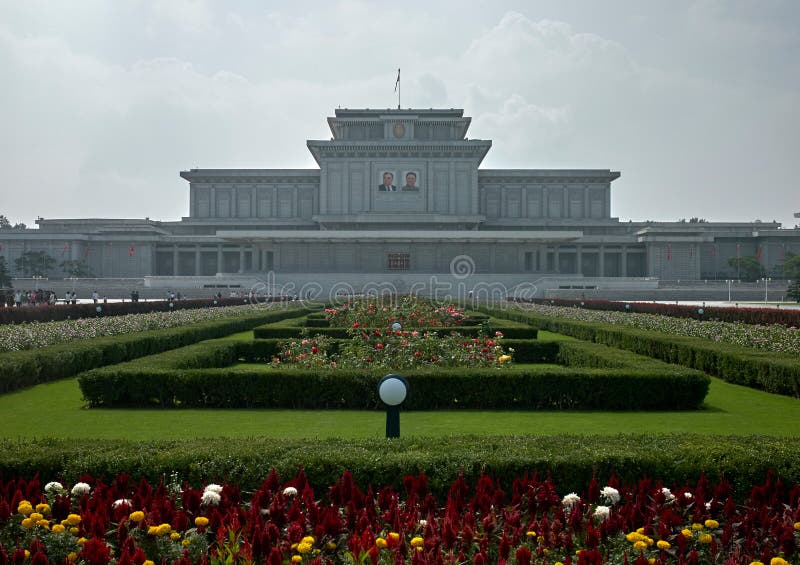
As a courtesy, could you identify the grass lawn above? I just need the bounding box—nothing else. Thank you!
[2,374,799,440]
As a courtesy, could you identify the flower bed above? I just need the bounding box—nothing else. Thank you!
[1,470,799,564]
[324,297,472,328]
[510,297,800,328]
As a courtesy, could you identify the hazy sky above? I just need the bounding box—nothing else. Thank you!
[2,0,798,228]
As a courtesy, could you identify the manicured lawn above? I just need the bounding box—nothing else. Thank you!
[2,374,799,439]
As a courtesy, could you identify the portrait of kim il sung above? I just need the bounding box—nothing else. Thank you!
[378,171,397,192]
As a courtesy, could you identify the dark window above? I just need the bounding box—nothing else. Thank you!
[387,252,410,270]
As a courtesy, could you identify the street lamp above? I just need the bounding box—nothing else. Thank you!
[762,277,771,304]
[726,279,733,302]
[378,374,409,438]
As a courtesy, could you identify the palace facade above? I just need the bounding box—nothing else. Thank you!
[2,107,797,295]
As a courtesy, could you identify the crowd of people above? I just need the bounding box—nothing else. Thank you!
[0,288,62,307]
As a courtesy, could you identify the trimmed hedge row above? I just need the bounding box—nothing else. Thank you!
[0,307,311,394]
[0,434,797,499]
[77,338,708,410]
[509,297,800,327]
[0,297,291,324]
[488,306,800,398]
[253,325,538,339]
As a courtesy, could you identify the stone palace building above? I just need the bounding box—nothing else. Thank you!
[2,107,798,297]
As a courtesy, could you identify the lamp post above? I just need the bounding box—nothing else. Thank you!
[763,277,771,304]
[726,279,732,302]
[697,307,704,321]
[378,374,408,438]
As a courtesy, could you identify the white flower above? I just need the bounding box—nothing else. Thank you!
[44,481,64,493]
[561,492,581,511]
[418,519,427,527]
[660,487,675,501]
[684,492,693,500]
[112,499,132,509]
[282,486,298,497]
[593,505,611,521]
[600,486,620,505]
[705,501,712,510]
[71,482,91,496]
[204,484,223,494]
[201,490,221,506]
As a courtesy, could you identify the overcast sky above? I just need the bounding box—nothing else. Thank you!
[2,0,798,228]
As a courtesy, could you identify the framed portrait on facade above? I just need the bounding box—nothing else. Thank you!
[401,171,420,191]
[377,171,397,192]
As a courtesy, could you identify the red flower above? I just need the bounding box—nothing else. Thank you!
[376,344,384,349]
[311,347,318,354]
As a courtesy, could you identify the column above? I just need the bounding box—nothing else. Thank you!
[210,187,217,217]
[583,187,589,218]
[621,246,628,277]
[239,247,245,273]
[599,246,605,277]
[554,246,560,273]
[189,188,196,218]
[172,246,179,276]
[195,246,201,276]
[217,245,223,274]
[576,247,583,275]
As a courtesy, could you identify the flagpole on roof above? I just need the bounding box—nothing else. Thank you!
[395,68,400,110]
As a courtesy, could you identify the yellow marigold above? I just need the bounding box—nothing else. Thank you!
[129,511,145,523]
[636,527,645,534]
[682,529,693,538]
[498,355,511,362]
[555,562,564,565]
[156,523,172,536]
[24,551,30,559]
[794,522,800,532]
[648,559,656,565]
[376,537,387,549]
[770,559,789,565]
[644,537,654,547]
[182,539,191,547]
[21,518,34,529]
[749,562,765,565]
[30,512,44,522]
[67,552,77,562]
[526,531,536,538]
[36,503,51,514]
[195,516,209,527]
[297,542,312,554]
[705,519,720,529]
[301,535,315,545]
[67,514,82,526]
[291,556,302,564]
[291,543,298,551]
[52,524,66,534]
[388,532,400,543]
[37,519,50,529]
[170,532,181,540]
[148,526,158,535]
[327,541,337,550]
[144,561,155,565]
[18,501,33,515]
[626,532,644,543]
[77,538,87,546]
[698,533,712,544]
[692,523,704,531]
[70,527,79,535]
[633,541,647,551]
[537,535,545,544]
[410,536,424,548]
[61,519,69,527]
[657,540,671,550]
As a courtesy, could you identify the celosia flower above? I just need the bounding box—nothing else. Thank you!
[600,486,620,505]
[71,482,91,496]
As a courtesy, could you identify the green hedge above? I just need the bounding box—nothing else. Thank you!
[484,306,800,398]
[253,325,538,339]
[1,435,797,499]
[78,338,708,410]
[0,307,311,394]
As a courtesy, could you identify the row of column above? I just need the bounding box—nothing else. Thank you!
[167,245,275,276]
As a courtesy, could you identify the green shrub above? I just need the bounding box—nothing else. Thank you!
[0,307,312,394]
[252,325,538,339]
[0,435,797,499]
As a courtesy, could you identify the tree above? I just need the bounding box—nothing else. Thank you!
[14,251,56,277]
[727,256,763,281]
[788,279,800,303]
[783,253,800,280]
[0,256,11,288]
[60,259,94,278]
[0,215,26,229]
